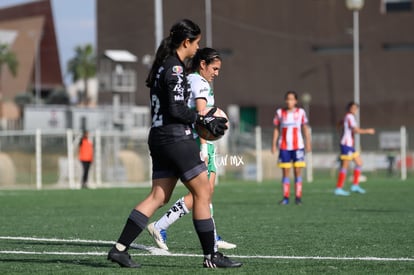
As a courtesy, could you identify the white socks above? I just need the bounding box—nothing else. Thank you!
[156,197,190,230]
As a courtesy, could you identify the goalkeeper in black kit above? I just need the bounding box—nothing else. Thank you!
[107,19,242,269]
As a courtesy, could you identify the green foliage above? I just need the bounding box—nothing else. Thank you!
[0,175,413,274]
[0,43,18,77]
[67,44,96,83]
[67,44,96,104]
[14,92,34,107]
[45,87,70,105]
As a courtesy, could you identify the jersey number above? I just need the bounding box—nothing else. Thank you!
[151,95,163,127]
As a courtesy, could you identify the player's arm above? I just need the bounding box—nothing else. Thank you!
[272,111,280,154]
[196,98,209,163]
[166,65,197,124]
[353,127,375,135]
[302,124,312,152]
[272,127,279,154]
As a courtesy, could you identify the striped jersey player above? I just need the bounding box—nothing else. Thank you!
[334,102,375,196]
[272,91,311,205]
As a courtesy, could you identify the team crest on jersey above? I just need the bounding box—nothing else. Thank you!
[172,65,183,74]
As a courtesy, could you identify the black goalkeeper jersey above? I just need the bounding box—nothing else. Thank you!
[148,54,198,145]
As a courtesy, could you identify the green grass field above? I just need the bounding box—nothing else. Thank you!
[0,175,413,274]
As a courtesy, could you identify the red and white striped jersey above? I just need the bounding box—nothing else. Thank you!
[273,107,308,150]
[340,113,357,147]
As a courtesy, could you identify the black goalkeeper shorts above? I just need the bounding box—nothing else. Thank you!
[149,139,207,182]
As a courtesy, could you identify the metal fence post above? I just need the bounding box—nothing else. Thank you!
[36,128,42,190]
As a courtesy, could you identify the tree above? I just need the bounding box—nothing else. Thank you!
[0,43,18,93]
[0,44,18,128]
[67,44,96,105]
[46,87,70,105]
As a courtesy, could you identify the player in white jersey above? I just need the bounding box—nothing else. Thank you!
[148,48,236,250]
[272,91,311,205]
[335,102,375,196]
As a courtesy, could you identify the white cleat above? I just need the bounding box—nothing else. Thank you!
[147,222,168,250]
[216,236,237,249]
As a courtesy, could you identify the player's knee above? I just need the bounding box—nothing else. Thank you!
[149,191,170,207]
[192,191,211,204]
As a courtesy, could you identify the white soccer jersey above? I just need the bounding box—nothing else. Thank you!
[188,73,215,142]
[273,107,308,150]
[340,112,357,147]
[187,73,215,109]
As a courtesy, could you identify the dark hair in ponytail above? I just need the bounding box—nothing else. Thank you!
[187,47,221,73]
[146,19,201,87]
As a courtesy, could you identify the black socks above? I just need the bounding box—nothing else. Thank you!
[117,209,149,248]
[193,218,215,256]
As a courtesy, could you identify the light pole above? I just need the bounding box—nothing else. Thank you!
[154,0,163,51]
[205,0,212,47]
[346,0,364,151]
[302,92,312,120]
[28,30,42,105]
[35,34,41,105]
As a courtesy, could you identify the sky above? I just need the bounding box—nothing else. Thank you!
[0,0,96,84]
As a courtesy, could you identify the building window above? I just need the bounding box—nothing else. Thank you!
[311,45,356,54]
[383,43,414,51]
[381,0,412,13]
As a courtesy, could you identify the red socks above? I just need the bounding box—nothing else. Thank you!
[336,168,347,188]
[282,177,302,198]
[353,166,361,185]
[337,166,362,188]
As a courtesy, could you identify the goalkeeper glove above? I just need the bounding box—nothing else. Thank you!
[196,107,228,137]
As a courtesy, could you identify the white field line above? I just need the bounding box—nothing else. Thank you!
[0,236,413,262]
[0,236,169,256]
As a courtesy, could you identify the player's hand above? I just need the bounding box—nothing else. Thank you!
[201,143,208,163]
[196,107,228,137]
[271,144,277,154]
[367,128,375,135]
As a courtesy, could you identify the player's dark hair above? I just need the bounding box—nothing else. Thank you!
[285,90,298,101]
[188,47,221,73]
[346,101,359,112]
[79,131,88,146]
[146,19,201,88]
[285,90,299,109]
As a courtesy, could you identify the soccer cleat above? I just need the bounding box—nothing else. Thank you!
[279,197,289,205]
[295,197,302,205]
[216,235,237,249]
[203,252,242,268]
[334,188,350,196]
[147,222,168,250]
[351,185,366,194]
[107,245,141,268]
